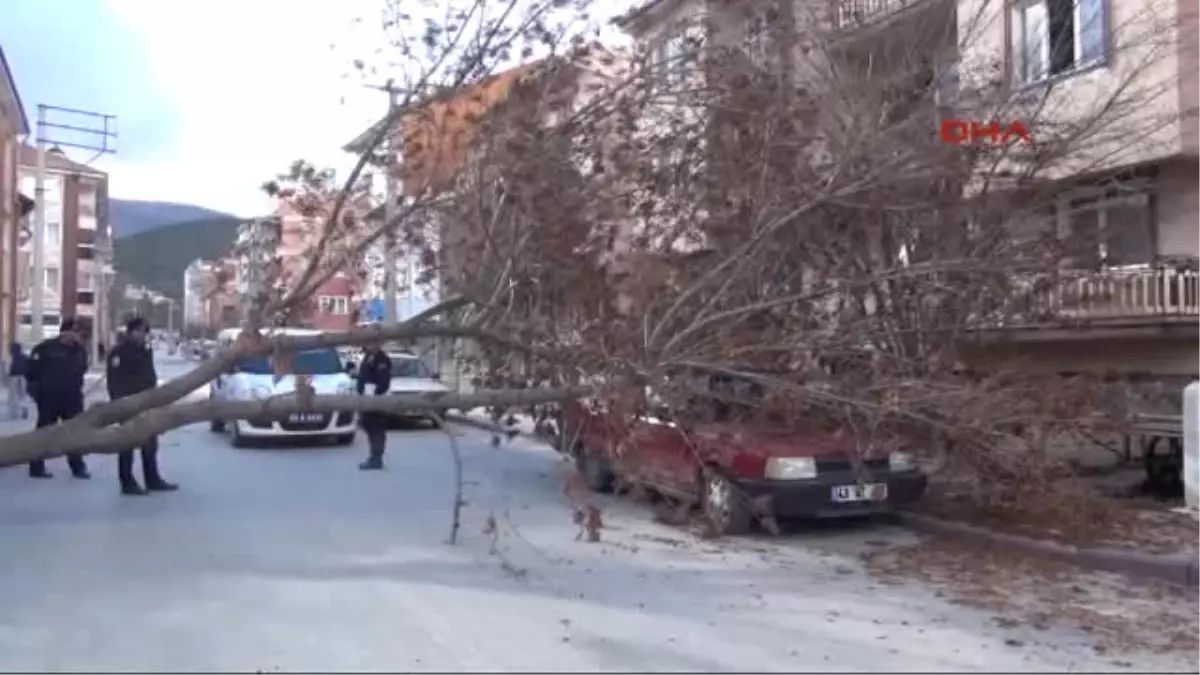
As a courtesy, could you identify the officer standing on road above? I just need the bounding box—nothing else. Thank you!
[107,317,178,495]
[356,340,392,471]
[26,317,91,480]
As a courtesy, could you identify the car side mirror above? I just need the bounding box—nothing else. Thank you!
[344,362,356,375]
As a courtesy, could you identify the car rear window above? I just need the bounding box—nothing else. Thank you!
[390,357,433,379]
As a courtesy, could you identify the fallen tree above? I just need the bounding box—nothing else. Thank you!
[3,0,1189,539]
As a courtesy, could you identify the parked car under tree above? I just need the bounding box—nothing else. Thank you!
[561,371,929,535]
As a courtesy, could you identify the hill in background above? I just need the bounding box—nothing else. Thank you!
[110,199,239,238]
[113,216,242,300]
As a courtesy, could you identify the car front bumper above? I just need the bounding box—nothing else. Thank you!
[736,470,928,519]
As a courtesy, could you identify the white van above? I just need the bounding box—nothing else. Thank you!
[209,327,358,446]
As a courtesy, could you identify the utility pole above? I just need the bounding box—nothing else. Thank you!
[29,106,47,345]
[367,80,401,326]
[29,104,116,357]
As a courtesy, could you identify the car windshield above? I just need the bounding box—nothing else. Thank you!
[390,356,433,379]
[237,348,344,375]
[683,374,769,423]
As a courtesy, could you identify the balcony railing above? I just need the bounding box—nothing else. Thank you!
[996,267,1200,326]
[832,0,922,30]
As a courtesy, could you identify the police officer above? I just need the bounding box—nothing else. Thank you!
[356,340,393,470]
[26,317,90,479]
[108,317,178,495]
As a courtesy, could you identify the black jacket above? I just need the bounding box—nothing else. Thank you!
[355,349,392,397]
[106,340,158,399]
[26,337,89,400]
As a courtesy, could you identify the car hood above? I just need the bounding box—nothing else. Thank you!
[693,424,861,459]
[389,377,450,393]
[240,373,352,396]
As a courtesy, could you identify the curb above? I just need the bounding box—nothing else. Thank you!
[897,511,1199,588]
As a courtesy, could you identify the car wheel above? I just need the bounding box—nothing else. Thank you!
[577,447,614,493]
[230,421,249,448]
[334,433,355,446]
[210,419,225,433]
[703,470,753,536]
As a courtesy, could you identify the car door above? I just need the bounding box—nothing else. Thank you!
[630,395,694,499]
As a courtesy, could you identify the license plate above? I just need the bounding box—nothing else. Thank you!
[288,413,324,423]
[831,483,887,503]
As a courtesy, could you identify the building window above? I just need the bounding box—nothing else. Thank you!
[1011,0,1106,85]
[43,266,60,292]
[79,190,96,217]
[78,271,95,291]
[745,12,771,67]
[318,295,350,315]
[655,32,688,88]
[19,313,60,326]
[1065,191,1154,269]
[77,245,95,261]
[46,221,61,249]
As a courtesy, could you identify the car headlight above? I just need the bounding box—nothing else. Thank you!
[889,452,916,472]
[764,457,817,480]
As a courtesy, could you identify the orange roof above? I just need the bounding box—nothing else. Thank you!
[397,64,541,196]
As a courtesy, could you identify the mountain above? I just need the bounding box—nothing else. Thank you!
[113,216,243,300]
[110,199,239,238]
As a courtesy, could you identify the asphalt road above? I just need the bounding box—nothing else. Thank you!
[0,355,1187,672]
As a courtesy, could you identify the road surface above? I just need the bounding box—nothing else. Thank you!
[0,355,1189,672]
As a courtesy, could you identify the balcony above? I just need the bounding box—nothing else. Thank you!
[831,0,925,30]
[984,266,1200,336]
[1039,267,1199,320]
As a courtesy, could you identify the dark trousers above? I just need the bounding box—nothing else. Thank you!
[29,394,87,476]
[362,414,387,459]
[119,435,163,486]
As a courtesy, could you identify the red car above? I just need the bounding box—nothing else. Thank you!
[562,374,928,535]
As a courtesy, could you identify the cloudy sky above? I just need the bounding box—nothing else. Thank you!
[1,0,635,218]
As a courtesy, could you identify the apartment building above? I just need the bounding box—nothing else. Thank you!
[15,146,115,348]
[0,45,30,352]
[620,0,1199,382]
[346,50,627,302]
[225,211,360,331]
[342,51,627,383]
[182,257,239,335]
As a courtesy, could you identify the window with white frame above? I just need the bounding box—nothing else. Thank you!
[318,295,350,315]
[46,221,61,249]
[78,271,95,291]
[655,32,687,88]
[44,266,60,291]
[1011,0,1107,85]
[1065,190,1155,269]
[79,190,97,217]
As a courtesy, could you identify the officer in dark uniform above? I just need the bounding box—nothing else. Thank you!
[356,340,393,470]
[26,317,91,479]
[107,317,178,495]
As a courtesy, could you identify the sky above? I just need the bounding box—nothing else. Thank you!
[1,0,636,218]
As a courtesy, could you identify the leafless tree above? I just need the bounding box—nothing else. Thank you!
[1,0,1190,531]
